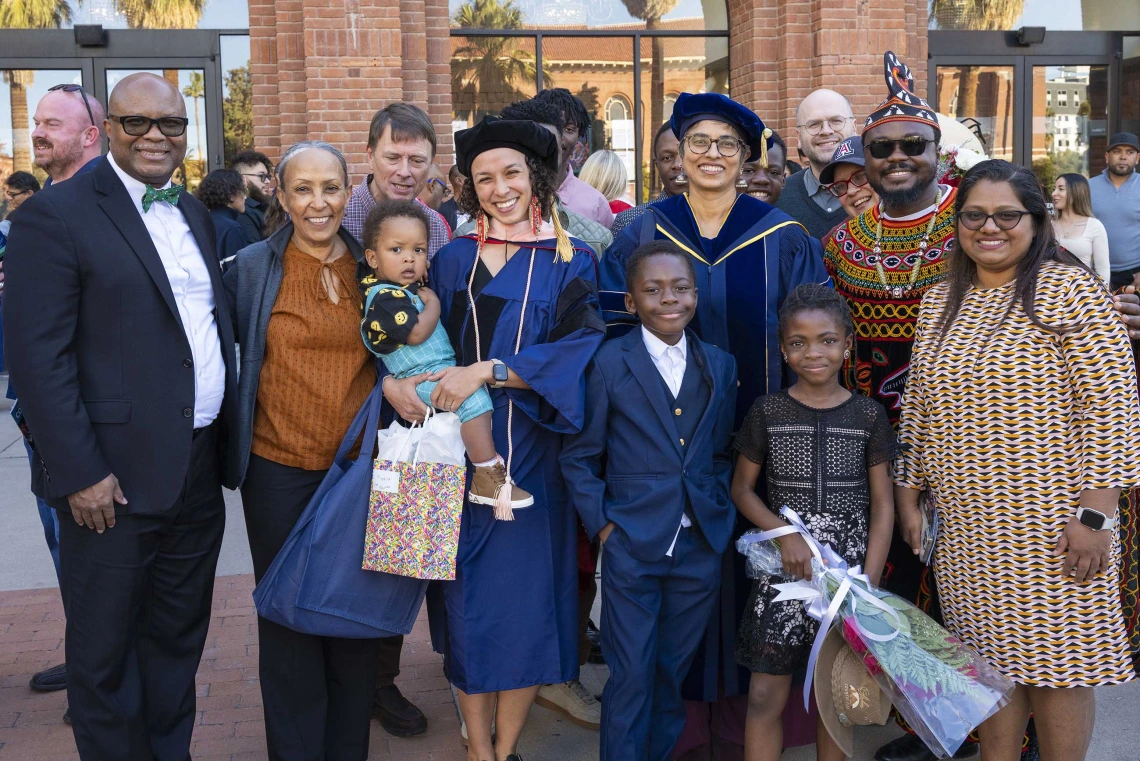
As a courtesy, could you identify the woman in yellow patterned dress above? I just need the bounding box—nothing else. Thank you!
[895,160,1140,761]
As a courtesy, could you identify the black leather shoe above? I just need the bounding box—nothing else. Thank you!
[63,707,71,725]
[586,619,604,664]
[29,663,67,693]
[505,755,524,761]
[874,733,978,761]
[373,684,427,737]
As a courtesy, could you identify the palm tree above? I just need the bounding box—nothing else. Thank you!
[931,0,1024,118]
[450,0,550,123]
[113,0,206,86]
[0,0,72,173]
[182,71,205,183]
[620,0,678,139]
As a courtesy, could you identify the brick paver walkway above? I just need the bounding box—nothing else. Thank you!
[0,575,467,761]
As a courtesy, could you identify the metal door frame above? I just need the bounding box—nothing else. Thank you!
[0,29,242,172]
[929,31,1122,168]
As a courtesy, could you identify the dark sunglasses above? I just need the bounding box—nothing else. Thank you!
[825,169,869,198]
[47,84,96,127]
[865,137,935,160]
[956,210,1032,231]
[109,114,189,137]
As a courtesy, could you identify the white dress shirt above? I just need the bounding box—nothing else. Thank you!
[108,154,225,428]
[641,326,692,556]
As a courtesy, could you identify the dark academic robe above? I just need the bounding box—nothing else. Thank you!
[601,192,830,699]
[431,234,606,694]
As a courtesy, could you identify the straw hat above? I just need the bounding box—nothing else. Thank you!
[813,625,893,757]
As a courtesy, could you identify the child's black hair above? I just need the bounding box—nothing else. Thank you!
[777,283,854,340]
[624,240,697,292]
[362,199,431,253]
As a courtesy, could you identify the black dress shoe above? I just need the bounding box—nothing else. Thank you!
[63,707,71,725]
[586,619,604,664]
[874,733,978,761]
[29,663,67,693]
[505,755,524,761]
[373,684,427,737]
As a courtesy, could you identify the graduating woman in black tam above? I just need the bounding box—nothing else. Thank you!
[383,115,606,761]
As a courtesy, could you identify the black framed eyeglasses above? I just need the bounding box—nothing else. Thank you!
[241,172,273,184]
[684,134,744,157]
[796,116,853,135]
[47,84,96,127]
[5,189,32,200]
[865,137,935,160]
[108,114,190,137]
[824,169,869,198]
[956,210,1032,231]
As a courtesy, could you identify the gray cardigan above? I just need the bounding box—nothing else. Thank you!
[222,221,369,485]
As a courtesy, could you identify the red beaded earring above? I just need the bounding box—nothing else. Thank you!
[476,209,487,247]
[530,197,542,235]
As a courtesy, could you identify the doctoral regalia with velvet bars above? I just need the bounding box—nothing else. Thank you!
[601,192,829,429]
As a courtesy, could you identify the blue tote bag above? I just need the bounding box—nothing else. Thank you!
[253,382,429,638]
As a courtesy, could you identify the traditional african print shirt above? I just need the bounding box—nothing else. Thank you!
[822,185,956,426]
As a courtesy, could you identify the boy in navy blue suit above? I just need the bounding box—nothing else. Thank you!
[561,240,737,761]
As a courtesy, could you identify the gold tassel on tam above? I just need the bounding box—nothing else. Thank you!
[760,127,773,171]
[550,205,574,263]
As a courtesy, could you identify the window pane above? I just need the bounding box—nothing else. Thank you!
[1032,65,1109,186]
[106,69,209,190]
[449,0,726,31]
[0,69,83,188]
[221,34,253,164]
[929,0,1140,31]
[1,0,251,30]
[543,36,635,190]
[1124,37,1140,139]
[934,65,1015,162]
[640,37,729,201]
[450,35,539,130]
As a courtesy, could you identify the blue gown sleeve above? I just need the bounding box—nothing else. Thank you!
[502,251,606,434]
[558,356,611,539]
[778,225,832,298]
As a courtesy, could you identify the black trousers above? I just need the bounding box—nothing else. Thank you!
[1111,265,1140,292]
[59,423,225,761]
[242,455,382,761]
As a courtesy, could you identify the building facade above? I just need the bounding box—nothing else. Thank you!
[1,0,1139,202]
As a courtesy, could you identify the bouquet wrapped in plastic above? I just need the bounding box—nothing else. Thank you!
[737,507,1014,758]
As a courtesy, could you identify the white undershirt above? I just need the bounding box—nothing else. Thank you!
[641,326,692,557]
[108,155,225,428]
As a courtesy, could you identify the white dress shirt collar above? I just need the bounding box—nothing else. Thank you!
[107,153,174,217]
[641,325,688,400]
[641,325,687,364]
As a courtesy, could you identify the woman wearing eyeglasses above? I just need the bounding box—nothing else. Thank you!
[600,91,828,757]
[896,160,1140,761]
[818,136,879,219]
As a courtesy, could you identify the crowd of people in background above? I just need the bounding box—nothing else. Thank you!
[1,47,1139,761]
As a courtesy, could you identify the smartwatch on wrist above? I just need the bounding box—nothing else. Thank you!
[1076,506,1117,532]
[489,359,508,389]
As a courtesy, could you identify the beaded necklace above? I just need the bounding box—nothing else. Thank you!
[872,185,941,299]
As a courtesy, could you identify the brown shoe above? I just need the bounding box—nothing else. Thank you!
[469,461,534,511]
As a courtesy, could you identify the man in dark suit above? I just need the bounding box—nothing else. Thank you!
[561,241,738,761]
[2,72,238,761]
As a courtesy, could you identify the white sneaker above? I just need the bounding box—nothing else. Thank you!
[535,680,601,729]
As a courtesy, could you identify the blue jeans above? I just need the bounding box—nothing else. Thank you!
[25,439,61,582]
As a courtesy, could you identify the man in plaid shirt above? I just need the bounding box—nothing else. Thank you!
[344,103,450,260]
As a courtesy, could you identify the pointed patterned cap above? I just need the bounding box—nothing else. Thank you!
[863,51,939,133]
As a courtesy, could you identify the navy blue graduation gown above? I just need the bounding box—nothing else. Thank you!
[431,234,606,694]
[601,192,830,699]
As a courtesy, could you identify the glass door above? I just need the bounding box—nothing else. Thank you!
[933,62,1019,163]
[94,57,222,191]
[1030,62,1110,186]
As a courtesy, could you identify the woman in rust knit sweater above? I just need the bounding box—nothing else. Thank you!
[223,140,387,761]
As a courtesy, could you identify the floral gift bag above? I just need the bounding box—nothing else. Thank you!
[363,411,466,581]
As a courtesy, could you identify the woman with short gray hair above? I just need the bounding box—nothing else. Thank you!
[222,140,382,761]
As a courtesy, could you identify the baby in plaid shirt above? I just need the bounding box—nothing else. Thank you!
[360,200,533,511]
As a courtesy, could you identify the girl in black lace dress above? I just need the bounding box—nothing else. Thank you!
[731,284,899,761]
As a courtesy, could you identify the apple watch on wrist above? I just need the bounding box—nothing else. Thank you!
[1076,506,1117,532]
[489,359,508,389]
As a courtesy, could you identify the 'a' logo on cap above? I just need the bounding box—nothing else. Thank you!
[835,141,855,159]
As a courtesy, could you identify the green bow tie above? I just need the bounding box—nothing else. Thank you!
[141,184,184,212]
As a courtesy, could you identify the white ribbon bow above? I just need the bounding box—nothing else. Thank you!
[739,507,903,709]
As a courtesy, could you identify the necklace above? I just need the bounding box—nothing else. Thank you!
[872,185,942,299]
